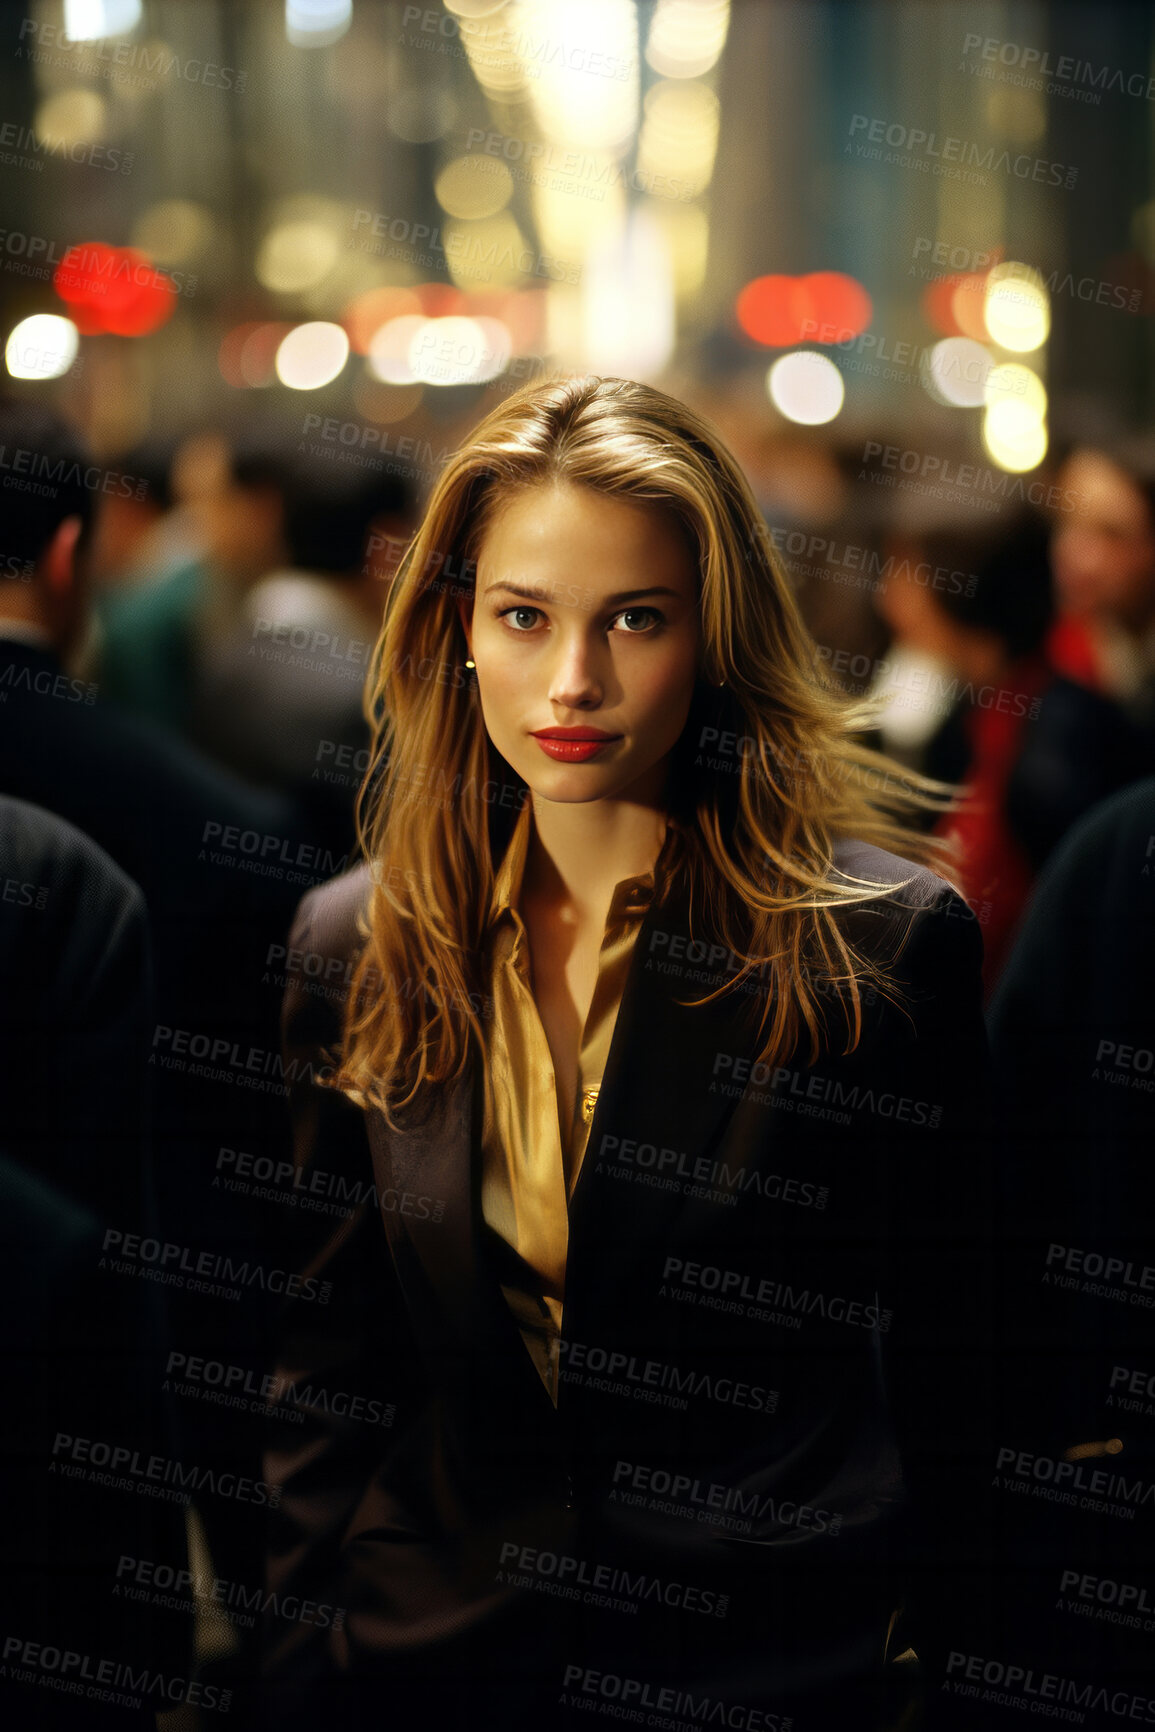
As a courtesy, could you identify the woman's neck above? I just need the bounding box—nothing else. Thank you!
[523,790,669,916]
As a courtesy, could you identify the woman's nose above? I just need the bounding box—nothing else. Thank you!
[547,631,605,709]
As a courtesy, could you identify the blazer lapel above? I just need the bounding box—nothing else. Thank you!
[363,1069,477,1324]
[565,887,769,1320]
[363,1063,558,1420]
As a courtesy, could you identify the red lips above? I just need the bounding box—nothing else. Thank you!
[530,728,620,740]
[531,729,620,762]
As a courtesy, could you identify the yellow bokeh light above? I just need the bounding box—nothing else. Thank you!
[34,88,107,148]
[517,0,639,153]
[132,200,214,266]
[984,262,1050,353]
[636,80,719,199]
[647,201,709,297]
[982,408,1048,472]
[984,362,1047,420]
[441,212,535,291]
[435,155,514,220]
[256,221,342,295]
[646,0,730,79]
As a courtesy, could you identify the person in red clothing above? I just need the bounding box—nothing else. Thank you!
[1048,437,1155,751]
[875,508,1141,991]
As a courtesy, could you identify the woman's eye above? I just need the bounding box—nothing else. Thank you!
[612,607,663,633]
[499,606,543,631]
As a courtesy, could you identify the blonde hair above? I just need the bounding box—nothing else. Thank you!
[333,375,958,1126]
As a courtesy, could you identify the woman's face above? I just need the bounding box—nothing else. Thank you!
[1051,451,1155,631]
[461,480,702,807]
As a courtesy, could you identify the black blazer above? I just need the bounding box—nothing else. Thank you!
[987,778,1155,1706]
[0,636,335,1703]
[0,797,187,1726]
[262,837,997,1731]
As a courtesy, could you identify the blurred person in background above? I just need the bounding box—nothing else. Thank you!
[189,457,416,860]
[985,777,1155,1717]
[0,396,339,1718]
[1048,436,1155,756]
[0,795,190,1728]
[872,506,1144,989]
[96,427,291,734]
[787,436,903,696]
[85,433,181,594]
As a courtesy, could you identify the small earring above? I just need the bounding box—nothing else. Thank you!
[465,658,475,669]
[715,679,725,688]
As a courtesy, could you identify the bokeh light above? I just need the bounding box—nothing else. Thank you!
[274,321,350,388]
[984,263,1050,352]
[5,314,80,380]
[285,0,352,49]
[54,243,177,336]
[435,155,514,220]
[922,337,994,408]
[408,315,512,385]
[984,362,1047,420]
[645,0,731,79]
[737,272,870,347]
[34,89,107,150]
[63,0,141,38]
[256,221,342,295]
[367,316,430,385]
[983,409,1048,472]
[766,351,845,424]
[343,287,423,356]
[132,201,214,267]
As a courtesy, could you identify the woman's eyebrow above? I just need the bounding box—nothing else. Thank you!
[483,581,682,603]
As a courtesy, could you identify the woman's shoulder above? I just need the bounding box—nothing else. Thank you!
[825,836,980,980]
[828,834,956,913]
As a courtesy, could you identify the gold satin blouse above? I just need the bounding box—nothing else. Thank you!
[479,801,660,1406]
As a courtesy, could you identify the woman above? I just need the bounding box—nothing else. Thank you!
[261,377,996,1732]
[1048,437,1155,755]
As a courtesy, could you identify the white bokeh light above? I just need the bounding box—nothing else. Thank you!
[766,351,844,425]
[63,0,141,39]
[367,316,429,385]
[274,322,349,389]
[408,316,512,386]
[285,0,352,48]
[5,315,80,381]
[922,337,994,408]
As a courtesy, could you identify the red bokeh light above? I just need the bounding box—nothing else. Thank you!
[414,282,466,318]
[53,242,177,337]
[736,272,872,347]
[922,275,965,336]
[343,286,422,355]
[736,275,812,346]
[800,272,872,339]
[217,322,296,388]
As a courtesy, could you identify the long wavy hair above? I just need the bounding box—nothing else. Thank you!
[332,375,959,1126]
